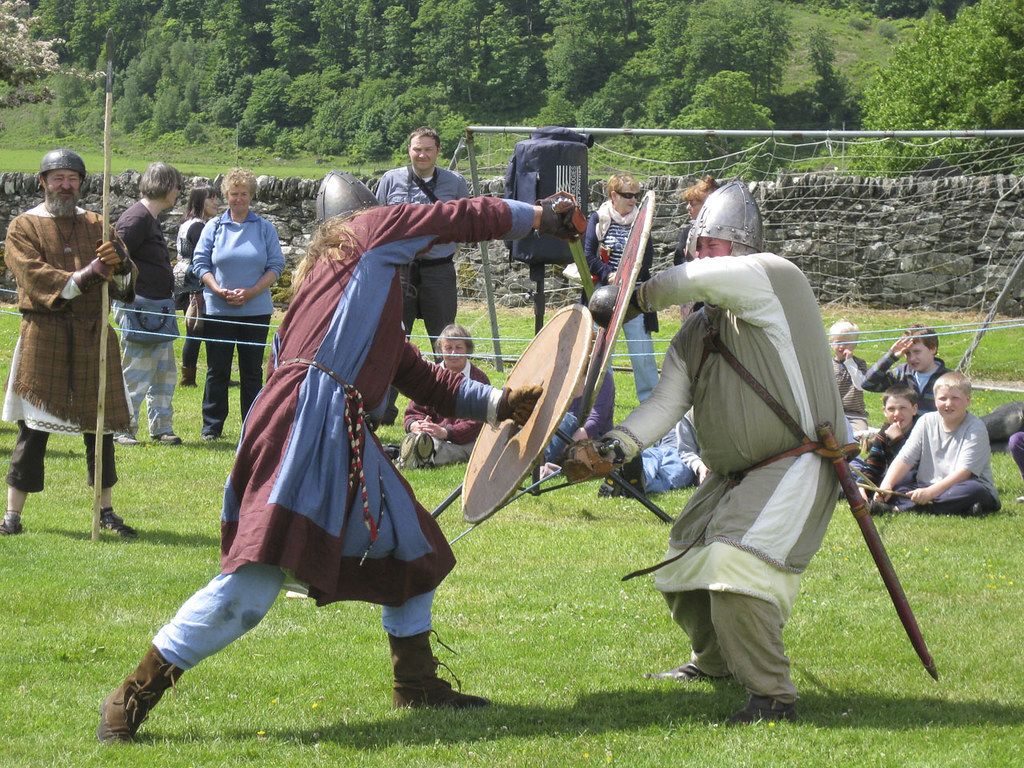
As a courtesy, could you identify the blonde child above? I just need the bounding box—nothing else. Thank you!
[876,372,999,516]
[829,319,870,437]
[399,324,490,468]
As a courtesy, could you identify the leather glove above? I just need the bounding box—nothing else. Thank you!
[71,258,114,292]
[96,239,131,275]
[561,438,622,483]
[497,384,543,427]
[537,192,587,241]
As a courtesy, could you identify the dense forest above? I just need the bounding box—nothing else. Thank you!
[7,0,1024,163]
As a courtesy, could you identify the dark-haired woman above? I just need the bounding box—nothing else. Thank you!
[174,185,219,387]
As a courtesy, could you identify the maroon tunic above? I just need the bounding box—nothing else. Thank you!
[219,197,518,606]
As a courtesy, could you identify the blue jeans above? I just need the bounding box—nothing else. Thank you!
[622,315,658,402]
[544,412,579,464]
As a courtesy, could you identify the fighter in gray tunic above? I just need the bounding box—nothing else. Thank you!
[592,182,845,723]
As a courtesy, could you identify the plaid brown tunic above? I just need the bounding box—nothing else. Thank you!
[4,205,136,431]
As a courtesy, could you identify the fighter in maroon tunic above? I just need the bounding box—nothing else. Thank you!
[221,196,534,607]
[98,179,584,743]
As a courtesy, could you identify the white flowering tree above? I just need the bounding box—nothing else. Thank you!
[1,0,61,109]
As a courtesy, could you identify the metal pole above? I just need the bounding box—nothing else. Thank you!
[464,130,504,373]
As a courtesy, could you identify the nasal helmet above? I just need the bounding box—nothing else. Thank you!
[686,180,763,258]
[316,171,378,222]
[39,148,87,179]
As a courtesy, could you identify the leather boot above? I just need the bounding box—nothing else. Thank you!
[97,645,183,743]
[389,631,489,709]
[178,366,197,387]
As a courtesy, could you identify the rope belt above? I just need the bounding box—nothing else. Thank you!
[278,357,377,548]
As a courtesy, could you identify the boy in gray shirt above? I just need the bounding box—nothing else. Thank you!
[876,371,1000,516]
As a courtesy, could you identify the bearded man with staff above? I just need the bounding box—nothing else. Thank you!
[566,181,848,724]
[97,171,583,743]
[2,148,137,538]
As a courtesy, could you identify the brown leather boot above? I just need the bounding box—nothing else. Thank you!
[97,645,183,743]
[389,631,489,709]
[178,366,197,387]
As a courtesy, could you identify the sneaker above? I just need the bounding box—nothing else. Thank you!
[413,432,435,465]
[644,662,729,682]
[201,432,220,442]
[869,500,894,516]
[618,454,646,497]
[114,434,141,446]
[398,433,418,468]
[152,433,182,445]
[1016,495,1024,504]
[1,513,23,535]
[727,694,796,725]
[99,508,137,538]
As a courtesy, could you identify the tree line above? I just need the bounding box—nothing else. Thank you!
[15,0,1023,163]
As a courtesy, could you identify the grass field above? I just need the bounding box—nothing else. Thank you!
[0,302,1022,768]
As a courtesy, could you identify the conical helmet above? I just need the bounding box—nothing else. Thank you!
[686,180,763,258]
[316,171,378,222]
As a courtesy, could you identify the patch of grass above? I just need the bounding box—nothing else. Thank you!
[0,303,1022,767]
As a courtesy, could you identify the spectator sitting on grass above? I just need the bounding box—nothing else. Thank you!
[398,324,489,469]
[850,383,919,491]
[863,323,949,413]
[875,371,1000,517]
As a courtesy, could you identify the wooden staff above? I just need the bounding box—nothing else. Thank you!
[92,29,114,542]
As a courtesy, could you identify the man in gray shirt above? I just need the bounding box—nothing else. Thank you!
[376,126,470,347]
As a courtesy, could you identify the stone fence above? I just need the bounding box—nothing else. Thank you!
[2,170,1022,314]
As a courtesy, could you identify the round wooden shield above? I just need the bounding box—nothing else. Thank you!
[577,190,656,420]
[462,305,593,524]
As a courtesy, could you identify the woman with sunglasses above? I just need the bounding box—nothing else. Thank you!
[583,173,659,402]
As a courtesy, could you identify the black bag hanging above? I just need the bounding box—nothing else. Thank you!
[504,126,593,266]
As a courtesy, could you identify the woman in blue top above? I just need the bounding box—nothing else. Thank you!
[192,168,284,440]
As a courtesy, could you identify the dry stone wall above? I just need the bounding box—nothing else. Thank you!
[2,170,1022,314]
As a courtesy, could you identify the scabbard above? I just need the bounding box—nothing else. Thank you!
[817,423,939,681]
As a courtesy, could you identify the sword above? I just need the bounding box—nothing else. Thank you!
[817,423,939,680]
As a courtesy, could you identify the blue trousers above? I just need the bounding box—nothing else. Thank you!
[893,470,999,516]
[153,562,435,670]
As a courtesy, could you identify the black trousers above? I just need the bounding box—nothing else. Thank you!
[201,313,271,437]
[6,421,117,493]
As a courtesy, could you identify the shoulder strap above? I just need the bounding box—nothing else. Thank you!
[407,165,439,204]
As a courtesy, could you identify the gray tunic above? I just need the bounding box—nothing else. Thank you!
[606,253,844,604]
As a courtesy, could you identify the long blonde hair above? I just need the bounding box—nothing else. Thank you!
[291,214,364,294]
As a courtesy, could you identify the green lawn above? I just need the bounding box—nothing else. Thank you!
[1,303,1022,768]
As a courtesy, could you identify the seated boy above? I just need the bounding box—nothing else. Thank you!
[399,324,490,469]
[850,384,918,489]
[863,323,949,413]
[875,372,1000,516]
[829,319,870,440]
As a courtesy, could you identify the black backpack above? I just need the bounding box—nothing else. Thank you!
[504,126,593,265]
